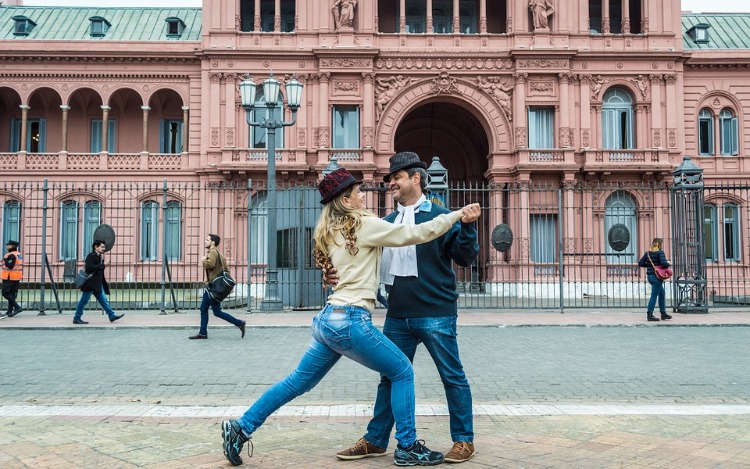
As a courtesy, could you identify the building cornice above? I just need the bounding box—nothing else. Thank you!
[0,72,193,80]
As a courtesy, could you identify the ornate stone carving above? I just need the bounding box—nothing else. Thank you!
[517,59,568,69]
[333,80,358,92]
[430,72,459,95]
[298,128,306,147]
[374,57,513,71]
[515,127,528,149]
[362,127,374,148]
[582,129,591,147]
[529,0,554,32]
[375,75,413,119]
[320,58,370,68]
[633,74,649,99]
[226,128,234,147]
[210,128,220,147]
[529,81,554,93]
[559,127,573,147]
[590,75,607,99]
[319,126,330,148]
[652,129,661,148]
[477,76,513,119]
[332,0,357,31]
[668,129,677,148]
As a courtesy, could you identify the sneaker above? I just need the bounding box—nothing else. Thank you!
[394,440,444,466]
[222,419,251,466]
[336,437,387,460]
[445,441,475,463]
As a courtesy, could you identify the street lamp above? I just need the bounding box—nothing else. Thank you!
[240,72,303,310]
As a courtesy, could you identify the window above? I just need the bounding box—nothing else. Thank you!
[723,204,740,261]
[60,201,78,261]
[332,106,360,149]
[719,109,739,156]
[160,120,183,153]
[250,89,284,149]
[604,191,637,264]
[89,16,111,37]
[165,17,185,38]
[459,0,478,34]
[91,120,116,153]
[530,214,557,263]
[83,201,101,256]
[2,201,21,244]
[433,4,453,33]
[250,193,268,265]
[704,204,717,261]
[687,23,711,44]
[141,201,159,261]
[261,0,275,32]
[240,0,255,31]
[588,0,602,33]
[405,2,425,33]
[165,201,182,260]
[698,108,714,156]
[602,88,634,150]
[280,0,296,32]
[528,107,554,149]
[10,118,46,153]
[608,0,622,34]
[12,15,36,36]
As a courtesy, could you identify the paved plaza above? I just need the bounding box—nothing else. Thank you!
[1,309,749,468]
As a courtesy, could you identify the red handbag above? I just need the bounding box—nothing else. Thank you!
[648,254,673,280]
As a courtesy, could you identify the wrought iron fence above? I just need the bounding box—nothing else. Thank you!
[4,178,750,313]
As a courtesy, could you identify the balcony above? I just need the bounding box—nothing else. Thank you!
[514,149,578,172]
[580,149,672,176]
[0,152,186,172]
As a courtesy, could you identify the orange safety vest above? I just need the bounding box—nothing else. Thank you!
[2,250,23,281]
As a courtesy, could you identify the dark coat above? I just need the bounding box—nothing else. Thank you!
[638,250,670,277]
[81,250,109,294]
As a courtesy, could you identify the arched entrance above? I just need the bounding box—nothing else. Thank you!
[394,102,489,183]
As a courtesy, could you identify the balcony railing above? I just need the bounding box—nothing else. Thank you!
[1,152,186,171]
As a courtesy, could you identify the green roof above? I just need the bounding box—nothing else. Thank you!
[0,6,201,41]
[683,14,750,50]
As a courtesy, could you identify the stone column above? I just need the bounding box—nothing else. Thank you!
[453,0,460,33]
[319,73,330,148]
[225,73,237,148]
[579,76,591,148]
[19,104,29,152]
[622,0,630,33]
[362,73,375,150]
[182,106,189,152]
[602,0,610,33]
[141,106,150,153]
[513,73,527,149]
[254,0,261,31]
[274,0,281,32]
[60,105,70,152]
[101,105,110,153]
[479,0,487,33]
[426,0,433,33]
[559,73,571,147]
[649,74,662,148]
[399,0,406,33]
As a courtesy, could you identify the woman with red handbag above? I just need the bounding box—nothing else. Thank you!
[638,238,673,322]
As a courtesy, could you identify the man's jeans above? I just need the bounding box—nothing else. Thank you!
[74,287,117,321]
[364,314,474,448]
[237,304,418,448]
[198,289,243,335]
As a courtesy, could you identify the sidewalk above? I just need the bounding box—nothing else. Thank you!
[2,307,750,329]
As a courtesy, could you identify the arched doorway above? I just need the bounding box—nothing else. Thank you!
[394,101,489,183]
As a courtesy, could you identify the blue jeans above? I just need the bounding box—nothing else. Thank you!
[74,287,117,321]
[647,274,666,314]
[198,289,243,335]
[237,304,417,447]
[365,315,473,448]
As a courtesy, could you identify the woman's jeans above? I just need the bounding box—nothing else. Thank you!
[74,287,117,321]
[364,315,473,448]
[237,304,417,448]
[647,274,666,314]
[198,289,243,336]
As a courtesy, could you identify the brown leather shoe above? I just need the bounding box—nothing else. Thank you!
[336,438,386,460]
[445,441,475,463]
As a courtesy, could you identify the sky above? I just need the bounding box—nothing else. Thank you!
[19,0,750,13]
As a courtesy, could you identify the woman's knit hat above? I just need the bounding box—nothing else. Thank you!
[318,168,361,204]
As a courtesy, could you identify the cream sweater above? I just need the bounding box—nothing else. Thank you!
[326,210,463,312]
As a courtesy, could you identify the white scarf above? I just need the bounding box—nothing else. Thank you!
[380,194,427,286]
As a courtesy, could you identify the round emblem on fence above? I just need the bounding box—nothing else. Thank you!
[608,223,630,252]
[491,224,513,252]
[93,224,116,252]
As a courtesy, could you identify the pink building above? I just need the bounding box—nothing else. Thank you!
[0,0,748,309]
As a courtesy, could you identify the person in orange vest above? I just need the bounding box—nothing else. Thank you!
[1,239,23,319]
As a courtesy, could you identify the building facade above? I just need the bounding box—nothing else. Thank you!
[0,0,749,309]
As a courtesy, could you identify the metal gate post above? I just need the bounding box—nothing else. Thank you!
[39,179,49,315]
[670,156,708,313]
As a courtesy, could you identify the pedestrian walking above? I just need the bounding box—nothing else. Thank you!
[638,237,672,322]
[1,239,24,319]
[188,234,245,339]
[330,152,481,464]
[73,240,124,324]
[220,167,480,467]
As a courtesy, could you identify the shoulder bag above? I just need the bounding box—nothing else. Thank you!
[647,253,673,280]
[74,269,92,289]
[206,252,236,302]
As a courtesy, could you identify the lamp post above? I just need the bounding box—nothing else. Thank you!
[240,72,303,310]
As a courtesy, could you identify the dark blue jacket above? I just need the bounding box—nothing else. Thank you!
[638,250,670,277]
[383,200,479,318]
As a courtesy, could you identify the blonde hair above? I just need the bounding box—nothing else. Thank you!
[649,238,664,252]
[312,185,373,272]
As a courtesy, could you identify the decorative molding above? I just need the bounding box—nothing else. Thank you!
[515,127,528,149]
[375,57,513,70]
[430,72,459,94]
[298,128,306,147]
[668,129,677,148]
[333,80,359,92]
[210,128,220,147]
[226,128,234,147]
[375,75,414,120]
[362,127,374,148]
[321,58,371,68]
[529,81,554,93]
[516,59,568,69]
[477,76,513,120]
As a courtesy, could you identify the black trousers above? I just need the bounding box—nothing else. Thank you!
[2,280,20,312]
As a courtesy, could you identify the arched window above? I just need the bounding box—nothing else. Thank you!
[433,5,452,33]
[719,109,739,156]
[165,201,182,260]
[698,108,714,156]
[604,191,637,264]
[602,88,634,150]
[83,201,101,255]
[141,201,159,261]
[250,192,268,265]
[405,3,425,33]
[2,200,21,245]
[250,88,284,150]
[60,201,78,260]
[459,0,477,34]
